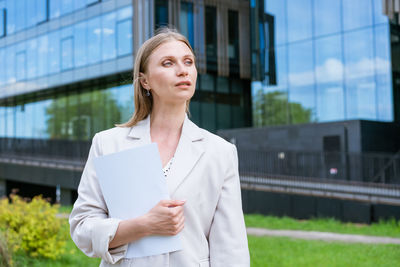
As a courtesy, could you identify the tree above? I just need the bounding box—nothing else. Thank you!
[253,90,313,127]
[45,90,121,140]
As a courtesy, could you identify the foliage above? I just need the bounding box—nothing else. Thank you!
[252,90,313,126]
[45,89,122,140]
[0,231,12,267]
[0,194,69,260]
[12,220,101,267]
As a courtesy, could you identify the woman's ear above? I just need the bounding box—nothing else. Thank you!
[139,72,150,89]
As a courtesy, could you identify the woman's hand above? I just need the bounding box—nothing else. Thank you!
[109,199,185,249]
[144,199,186,236]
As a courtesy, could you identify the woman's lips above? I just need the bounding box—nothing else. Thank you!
[175,81,192,88]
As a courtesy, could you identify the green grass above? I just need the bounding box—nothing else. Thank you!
[12,239,101,267]
[245,214,400,238]
[249,235,400,267]
[58,205,73,214]
[13,212,397,266]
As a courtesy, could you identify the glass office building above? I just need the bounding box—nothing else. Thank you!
[0,0,252,202]
[251,0,395,126]
[0,0,252,143]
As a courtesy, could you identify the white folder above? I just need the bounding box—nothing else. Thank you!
[93,143,182,258]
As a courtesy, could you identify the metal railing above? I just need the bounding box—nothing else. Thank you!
[237,149,400,185]
[1,138,399,185]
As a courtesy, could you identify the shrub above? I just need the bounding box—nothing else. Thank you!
[0,231,11,267]
[0,193,68,260]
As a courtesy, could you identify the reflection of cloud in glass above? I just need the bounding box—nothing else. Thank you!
[94,28,115,35]
[288,57,390,86]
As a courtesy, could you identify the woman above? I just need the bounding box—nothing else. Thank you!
[69,28,250,267]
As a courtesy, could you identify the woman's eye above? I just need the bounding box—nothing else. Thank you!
[184,60,193,65]
[162,61,172,66]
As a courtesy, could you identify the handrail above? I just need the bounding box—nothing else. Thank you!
[372,149,400,183]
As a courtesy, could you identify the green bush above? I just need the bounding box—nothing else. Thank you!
[0,230,11,267]
[0,193,68,260]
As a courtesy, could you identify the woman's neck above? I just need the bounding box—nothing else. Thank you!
[150,102,186,136]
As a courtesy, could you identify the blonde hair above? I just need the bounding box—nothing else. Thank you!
[117,27,195,127]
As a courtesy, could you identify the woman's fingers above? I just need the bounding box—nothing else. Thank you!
[146,200,185,236]
[159,199,186,207]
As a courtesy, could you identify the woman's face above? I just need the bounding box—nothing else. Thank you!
[141,40,197,106]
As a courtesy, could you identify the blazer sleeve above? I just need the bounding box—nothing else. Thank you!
[208,144,250,267]
[69,134,128,264]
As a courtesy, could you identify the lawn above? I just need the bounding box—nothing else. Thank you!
[12,208,397,266]
[249,235,400,267]
[244,214,400,238]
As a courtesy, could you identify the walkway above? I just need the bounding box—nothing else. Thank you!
[246,227,400,245]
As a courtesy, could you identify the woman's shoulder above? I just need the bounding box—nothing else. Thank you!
[94,126,131,142]
[198,126,236,153]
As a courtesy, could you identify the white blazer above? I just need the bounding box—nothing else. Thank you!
[69,115,250,267]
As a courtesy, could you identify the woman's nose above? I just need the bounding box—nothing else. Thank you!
[176,62,188,76]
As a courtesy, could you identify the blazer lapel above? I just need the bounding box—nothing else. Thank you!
[126,114,205,196]
[126,115,152,147]
[168,116,205,196]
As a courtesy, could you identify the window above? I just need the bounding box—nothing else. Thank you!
[6,45,15,83]
[287,0,312,42]
[37,35,48,77]
[205,6,217,72]
[155,0,168,29]
[288,40,315,124]
[49,0,61,19]
[374,24,392,121]
[74,21,87,67]
[102,12,117,60]
[117,19,132,56]
[15,0,26,32]
[37,0,48,23]
[344,28,376,119]
[0,1,5,37]
[6,0,15,35]
[0,48,4,86]
[0,106,5,137]
[228,10,239,75]
[315,35,344,122]
[16,50,26,81]
[314,0,341,37]
[27,39,38,79]
[48,30,60,74]
[180,2,194,47]
[61,37,74,70]
[5,105,15,138]
[87,17,101,64]
[343,0,373,31]
[87,0,100,6]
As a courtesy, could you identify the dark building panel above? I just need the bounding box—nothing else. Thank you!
[372,204,400,221]
[316,198,342,219]
[290,195,316,220]
[341,200,371,224]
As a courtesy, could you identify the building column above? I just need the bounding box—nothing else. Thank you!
[0,179,5,198]
[60,188,73,206]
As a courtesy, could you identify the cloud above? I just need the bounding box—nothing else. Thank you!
[287,57,391,87]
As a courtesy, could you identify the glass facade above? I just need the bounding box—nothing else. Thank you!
[0,72,250,140]
[0,1,5,37]
[251,0,393,126]
[0,0,104,36]
[0,0,252,142]
[0,77,134,140]
[0,6,133,87]
[155,0,168,29]
[205,5,217,73]
[180,1,194,47]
